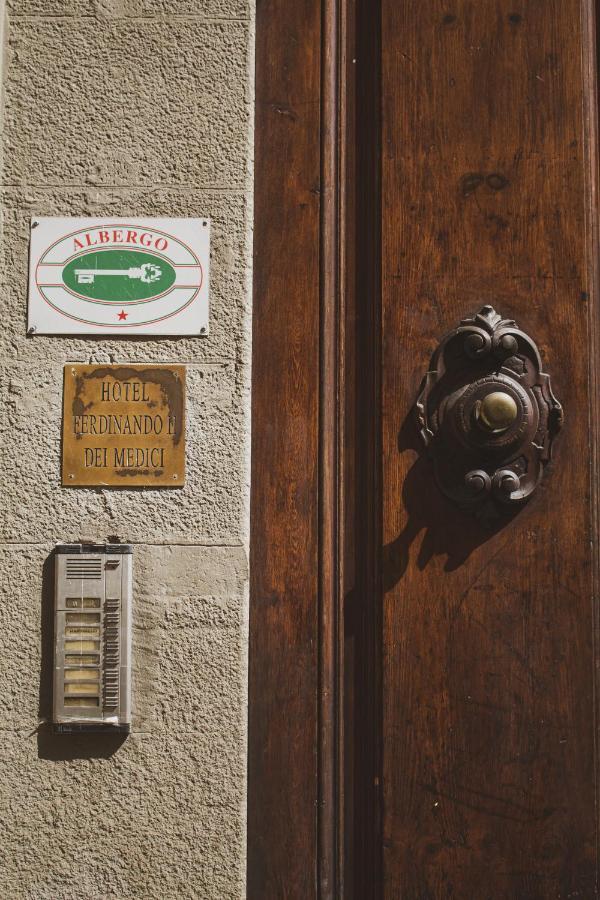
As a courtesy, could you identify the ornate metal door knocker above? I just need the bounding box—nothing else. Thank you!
[416,305,563,519]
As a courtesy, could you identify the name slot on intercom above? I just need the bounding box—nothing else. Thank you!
[53,543,132,733]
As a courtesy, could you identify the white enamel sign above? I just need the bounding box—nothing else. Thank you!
[27,217,210,335]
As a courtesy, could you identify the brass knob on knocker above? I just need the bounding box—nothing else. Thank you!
[416,306,563,519]
[475,391,518,433]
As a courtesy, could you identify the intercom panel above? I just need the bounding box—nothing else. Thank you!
[53,543,132,733]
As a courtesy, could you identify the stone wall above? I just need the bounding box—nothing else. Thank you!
[0,1,253,896]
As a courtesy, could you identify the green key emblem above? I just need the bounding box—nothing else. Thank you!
[62,250,176,302]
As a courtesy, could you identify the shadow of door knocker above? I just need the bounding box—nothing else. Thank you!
[415,305,563,520]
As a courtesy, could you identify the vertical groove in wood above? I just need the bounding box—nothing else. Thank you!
[319,0,343,894]
[586,1,600,889]
[345,0,384,895]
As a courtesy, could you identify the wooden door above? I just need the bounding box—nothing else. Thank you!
[249,1,600,897]
[375,1,599,896]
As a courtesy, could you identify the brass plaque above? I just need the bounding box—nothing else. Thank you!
[62,364,185,487]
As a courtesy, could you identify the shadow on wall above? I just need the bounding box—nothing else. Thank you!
[37,550,127,761]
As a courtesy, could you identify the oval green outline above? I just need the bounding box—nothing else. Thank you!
[62,249,176,303]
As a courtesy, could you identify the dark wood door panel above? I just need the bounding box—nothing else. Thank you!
[248,0,322,896]
[380,1,599,896]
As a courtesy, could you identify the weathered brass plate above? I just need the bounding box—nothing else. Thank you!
[62,364,185,487]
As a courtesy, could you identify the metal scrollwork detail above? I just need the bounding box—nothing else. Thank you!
[416,305,563,519]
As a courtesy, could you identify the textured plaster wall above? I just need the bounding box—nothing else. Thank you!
[0,1,253,897]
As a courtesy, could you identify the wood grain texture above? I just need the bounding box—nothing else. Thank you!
[320,1,344,896]
[248,0,321,896]
[380,1,600,896]
[250,1,600,895]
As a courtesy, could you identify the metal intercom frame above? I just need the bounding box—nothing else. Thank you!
[53,543,132,733]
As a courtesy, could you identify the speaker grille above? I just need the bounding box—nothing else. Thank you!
[66,557,102,580]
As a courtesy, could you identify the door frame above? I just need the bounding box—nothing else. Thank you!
[247,0,349,895]
[248,0,382,895]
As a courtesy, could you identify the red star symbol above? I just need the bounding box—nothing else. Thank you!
[117,310,128,321]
